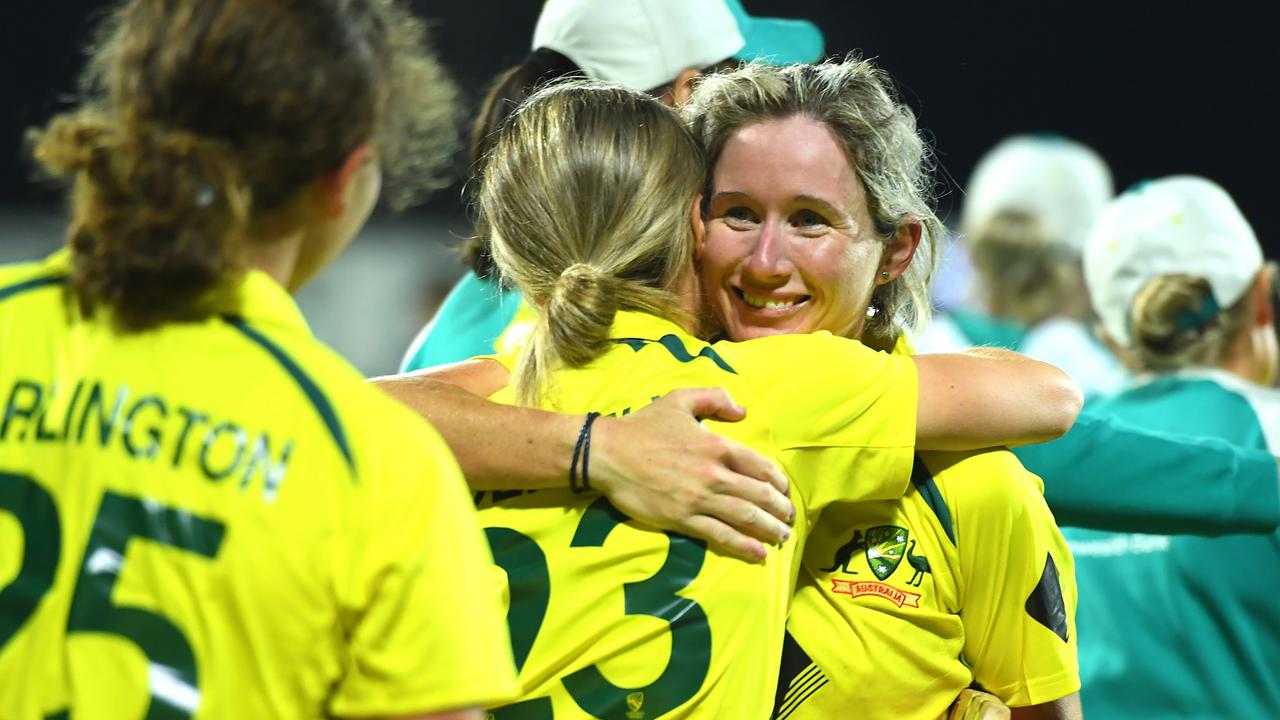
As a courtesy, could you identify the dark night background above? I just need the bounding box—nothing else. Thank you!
[2,1,1276,251]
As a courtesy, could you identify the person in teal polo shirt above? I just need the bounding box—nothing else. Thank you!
[400,0,825,372]
[1067,175,1280,718]
[917,134,1125,400]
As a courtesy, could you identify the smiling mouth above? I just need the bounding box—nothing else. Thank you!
[734,287,810,311]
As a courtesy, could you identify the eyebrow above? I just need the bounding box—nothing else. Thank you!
[711,191,848,218]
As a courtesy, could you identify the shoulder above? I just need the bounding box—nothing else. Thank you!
[1197,373,1280,452]
[919,449,1048,532]
[0,253,71,305]
[221,316,449,483]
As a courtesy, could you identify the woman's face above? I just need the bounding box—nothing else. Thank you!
[697,115,887,342]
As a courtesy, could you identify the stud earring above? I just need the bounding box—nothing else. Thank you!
[880,271,891,282]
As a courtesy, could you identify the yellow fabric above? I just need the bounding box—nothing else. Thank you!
[0,253,517,719]
[779,340,1079,720]
[479,310,917,719]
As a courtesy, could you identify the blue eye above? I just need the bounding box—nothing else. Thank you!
[794,210,828,228]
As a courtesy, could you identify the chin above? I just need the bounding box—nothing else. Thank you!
[728,322,792,342]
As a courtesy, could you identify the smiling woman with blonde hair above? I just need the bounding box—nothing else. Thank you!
[379,74,1083,718]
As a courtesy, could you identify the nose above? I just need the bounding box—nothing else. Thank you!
[741,221,791,285]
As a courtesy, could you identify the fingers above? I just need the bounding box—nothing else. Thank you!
[682,515,769,563]
[720,436,790,500]
[698,484,792,547]
[663,387,746,423]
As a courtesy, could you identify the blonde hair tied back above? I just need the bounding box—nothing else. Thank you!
[1128,274,1249,371]
[479,80,705,406]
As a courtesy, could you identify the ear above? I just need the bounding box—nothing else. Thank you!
[877,221,922,283]
[1252,266,1274,328]
[318,144,375,219]
[691,194,707,260]
[669,68,703,107]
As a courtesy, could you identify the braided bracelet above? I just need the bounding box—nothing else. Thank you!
[569,411,602,494]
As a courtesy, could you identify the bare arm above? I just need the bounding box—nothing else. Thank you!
[374,362,794,563]
[1010,693,1083,720]
[913,348,1083,451]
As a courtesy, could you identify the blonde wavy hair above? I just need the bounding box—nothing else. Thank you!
[684,57,942,351]
[478,81,706,406]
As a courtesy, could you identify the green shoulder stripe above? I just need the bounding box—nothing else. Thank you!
[911,456,955,545]
[0,274,67,304]
[223,315,355,477]
[613,334,737,374]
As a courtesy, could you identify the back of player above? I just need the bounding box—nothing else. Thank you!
[777,448,1079,719]
[470,81,918,718]
[0,1,515,717]
[478,312,915,718]
[0,256,512,718]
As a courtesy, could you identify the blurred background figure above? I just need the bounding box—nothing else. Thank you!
[398,0,825,373]
[917,134,1125,399]
[1067,176,1280,718]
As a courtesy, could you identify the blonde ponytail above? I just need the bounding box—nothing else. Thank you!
[480,81,705,405]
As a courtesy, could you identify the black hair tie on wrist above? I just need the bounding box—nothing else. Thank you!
[569,411,602,494]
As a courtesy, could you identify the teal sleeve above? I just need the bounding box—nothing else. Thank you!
[1013,411,1280,535]
[399,272,524,372]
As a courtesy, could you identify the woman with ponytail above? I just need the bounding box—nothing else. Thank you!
[1068,176,1280,719]
[0,1,516,718]
[391,78,1082,718]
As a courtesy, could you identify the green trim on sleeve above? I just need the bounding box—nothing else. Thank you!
[910,456,955,545]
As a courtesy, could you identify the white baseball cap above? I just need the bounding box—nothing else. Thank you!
[962,134,1113,255]
[1084,175,1263,346]
[532,0,824,93]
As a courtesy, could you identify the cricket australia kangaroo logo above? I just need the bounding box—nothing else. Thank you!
[827,525,930,609]
[865,525,908,580]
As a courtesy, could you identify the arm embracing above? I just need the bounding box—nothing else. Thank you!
[913,348,1083,451]
[372,364,795,562]
[1014,410,1280,535]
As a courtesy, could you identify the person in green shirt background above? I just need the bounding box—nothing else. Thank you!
[917,134,1126,400]
[1068,175,1280,717]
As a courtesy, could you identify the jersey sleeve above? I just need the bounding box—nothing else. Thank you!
[327,402,518,717]
[947,451,1080,707]
[751,332,918,508]
[1015,410,1280,535]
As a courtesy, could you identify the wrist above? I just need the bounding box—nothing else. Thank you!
[584,415,621,494]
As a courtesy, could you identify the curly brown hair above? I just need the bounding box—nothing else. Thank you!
[30,0,459,331]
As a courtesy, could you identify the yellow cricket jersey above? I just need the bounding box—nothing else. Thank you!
[777,337,1080,720]
[477,310,918,719]
[0,252,518,719]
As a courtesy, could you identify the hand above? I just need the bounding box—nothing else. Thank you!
[589,387,795,563]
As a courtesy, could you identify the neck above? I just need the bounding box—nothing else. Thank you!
[240,232,304,292]
[1217,323,1277,386]
[671,266,713,336]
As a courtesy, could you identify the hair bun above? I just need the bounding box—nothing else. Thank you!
[546,263,618,367]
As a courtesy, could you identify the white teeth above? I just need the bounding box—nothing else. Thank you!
[742,293,797,310]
